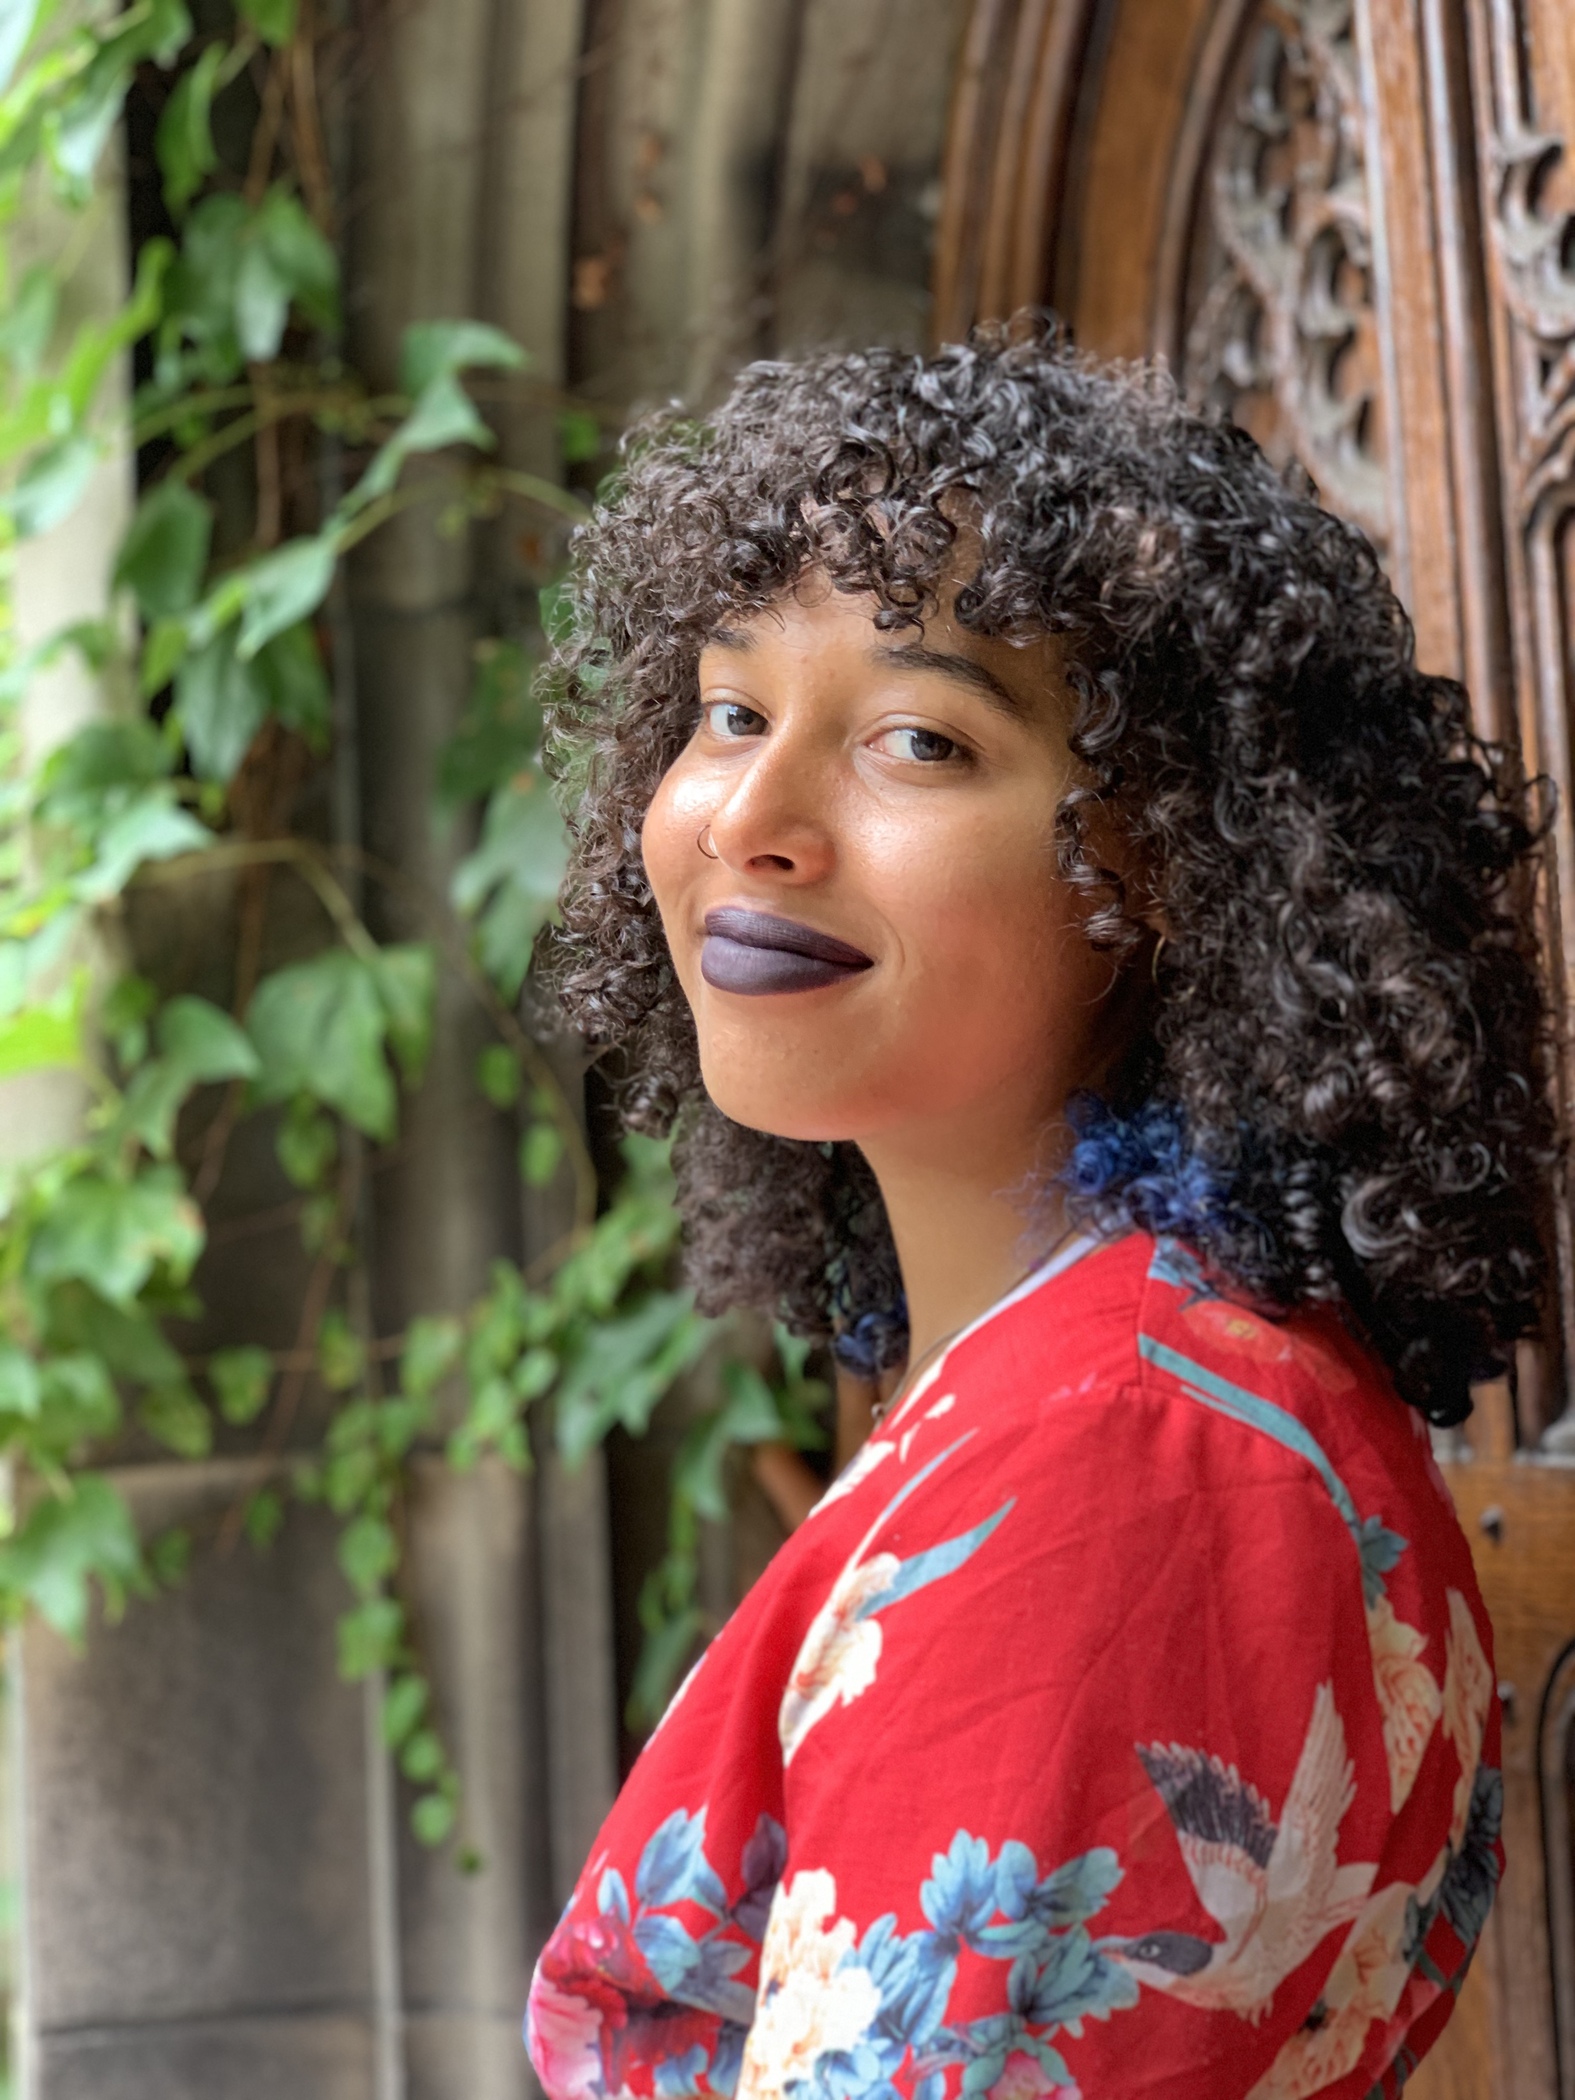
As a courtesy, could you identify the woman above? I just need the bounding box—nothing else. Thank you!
[525,326,1550,2100]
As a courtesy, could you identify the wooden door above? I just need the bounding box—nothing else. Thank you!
[934,4,1575,2094]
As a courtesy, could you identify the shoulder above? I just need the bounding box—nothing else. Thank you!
[914,1233,1488,1678]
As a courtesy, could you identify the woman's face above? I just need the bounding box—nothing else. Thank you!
[641,576,1131,1162]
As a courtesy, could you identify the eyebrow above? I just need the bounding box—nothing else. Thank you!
[871,642,1024,717]
[702,627,1026,718]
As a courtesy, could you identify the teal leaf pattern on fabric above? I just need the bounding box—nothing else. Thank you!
[1137,1333,1410,1603]
[863,1504,1014,1619]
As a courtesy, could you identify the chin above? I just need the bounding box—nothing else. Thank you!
[697,1068,872,1147]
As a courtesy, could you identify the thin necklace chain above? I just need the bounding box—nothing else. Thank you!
[870,1224,1079,1428]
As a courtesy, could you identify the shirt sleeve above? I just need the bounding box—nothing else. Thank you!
[529,1309,1500,2100]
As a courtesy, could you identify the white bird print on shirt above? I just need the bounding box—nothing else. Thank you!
[1111,1681,1378,2022]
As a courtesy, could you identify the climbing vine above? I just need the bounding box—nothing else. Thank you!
[0,0,825,1861]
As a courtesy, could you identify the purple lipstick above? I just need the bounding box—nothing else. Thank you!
[701,908,873,996]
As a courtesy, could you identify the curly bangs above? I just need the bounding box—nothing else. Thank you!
[545,321,1556,1427]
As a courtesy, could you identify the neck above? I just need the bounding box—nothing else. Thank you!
[860,1111,1072,1381]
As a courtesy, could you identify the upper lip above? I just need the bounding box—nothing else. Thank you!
[702,907,873,969]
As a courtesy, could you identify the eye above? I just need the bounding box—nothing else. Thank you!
[874,725,963,764]
[703,700,767,739]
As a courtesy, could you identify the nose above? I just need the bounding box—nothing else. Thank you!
[706,731,836,885]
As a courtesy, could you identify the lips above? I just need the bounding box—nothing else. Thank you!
[700,907,874,996]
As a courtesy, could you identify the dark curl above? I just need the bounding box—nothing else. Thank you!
[545,322,1556,1427]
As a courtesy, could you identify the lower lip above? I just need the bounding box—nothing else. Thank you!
[700,937,871,996]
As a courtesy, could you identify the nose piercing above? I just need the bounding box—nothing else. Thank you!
[696,826,719,859]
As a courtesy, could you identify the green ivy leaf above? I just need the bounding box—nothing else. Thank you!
[28,1167,205,1306]
[718,1360,785,1441]
[627,1601,703,1733]
[235,535,334,659]
[410,1789,456,1846]
[437,641,541,814]
[399,1726,443,1782]
[513,1345,557,1402]
[237,0,298,44]
[256,621,330,746]
[244,1488,284,1549]
[147,1526,192,1585]
[0,975,83,1080]
[173,625,268,781]
[381,1672,429,1748]
[398,319,526,396]
[35,1352,121,1451]
[209,1344,273,1425]
[138,1381,213,1458]
[155,41,223,215]
[41,1284,182,1388]
[139,616,189,696]
[117,478,212,621]
[0,1475,141,1641]
[160,993,260,1084]
[233,240,289,361]
[36,720,171,809]
[338,1513,397,1598]
[355,371,493,506]
[554,1291,710,1467]
[0,0,44,98]
[275,1099,337,1189]
[337,1594,403,1679]
[451,779,568,998]
[115,993,261,1156]
[0,1342,41,1418]
[519,1122,562,1188]
[232,187,336,358]
[247,950,396,1139]
[101,973,157,1069]
[475,1043,520,1109]
[6,431,99,538]
[0,264,57,374]
[401,1316,462,1400]
[369,943,435,1085]
[317,1309,365,1393]
[556,407,602,464]
[75,792,210,903]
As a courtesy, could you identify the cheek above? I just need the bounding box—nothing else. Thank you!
[866,810,1109,1072]
[640,765,705,939]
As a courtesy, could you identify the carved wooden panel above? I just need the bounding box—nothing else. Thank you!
[1469,0,1575,1396]
[1181,0,1389,549]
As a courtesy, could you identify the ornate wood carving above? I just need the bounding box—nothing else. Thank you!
[1467,0,1575,1439]
[1180,0,1389,547]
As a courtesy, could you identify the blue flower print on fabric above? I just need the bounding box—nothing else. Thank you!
[532,1808,786,2100]
[741,1832,1137,2100]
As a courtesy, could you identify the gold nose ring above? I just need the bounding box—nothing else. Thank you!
[696,826,719,859]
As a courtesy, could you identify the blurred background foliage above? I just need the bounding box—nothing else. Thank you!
[0,0,833,1886]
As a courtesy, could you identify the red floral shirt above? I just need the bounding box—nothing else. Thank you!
[528,1234,1501,2100]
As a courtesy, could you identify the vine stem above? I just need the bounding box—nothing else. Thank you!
[132,836,382,966]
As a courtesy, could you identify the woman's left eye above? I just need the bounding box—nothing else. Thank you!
[874,726,963,764]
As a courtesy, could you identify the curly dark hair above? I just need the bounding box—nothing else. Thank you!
[544,320,1556,1426]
